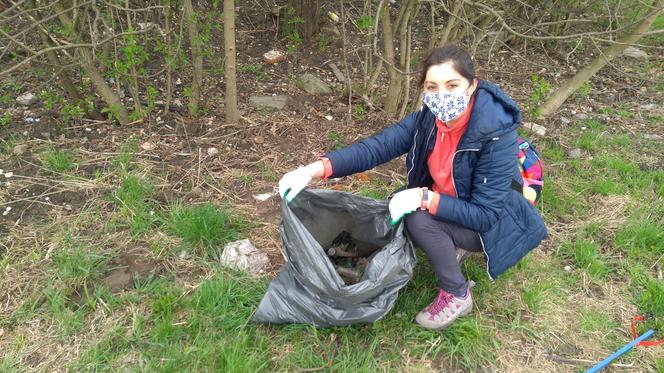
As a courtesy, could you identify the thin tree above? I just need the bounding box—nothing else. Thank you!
[183,0,203,116]
[224,0,239,124]
[537,0,664,117]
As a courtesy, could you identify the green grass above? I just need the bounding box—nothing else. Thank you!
[570,238,609,279]
[41,148,75,173]
[0,134,20,155]
[238,63,270,81]
[163,202,246,255]
[111,175,158,234]
[113,136,140,175]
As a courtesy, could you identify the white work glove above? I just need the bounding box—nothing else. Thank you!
[388,188,422,224]
[278,167,313,203]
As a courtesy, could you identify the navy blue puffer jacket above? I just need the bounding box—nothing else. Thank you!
[325,80,547,279]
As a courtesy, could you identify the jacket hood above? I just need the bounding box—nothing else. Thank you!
[463,80,521,142]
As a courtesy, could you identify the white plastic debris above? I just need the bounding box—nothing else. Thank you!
[521,122,546,136]
[2,206,11,216]
[220,239,269,274]
[253,192,277,202]
[4,172,13,178]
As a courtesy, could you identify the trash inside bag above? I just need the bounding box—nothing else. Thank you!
[252,189,416,326]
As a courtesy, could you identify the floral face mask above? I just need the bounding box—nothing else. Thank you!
[422,90,470,122]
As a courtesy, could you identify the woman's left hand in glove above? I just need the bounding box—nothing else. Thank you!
[388,188,423,224]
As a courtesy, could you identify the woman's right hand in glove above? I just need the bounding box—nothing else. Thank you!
[278,161,325,203]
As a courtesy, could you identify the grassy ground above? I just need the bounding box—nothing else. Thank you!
[1,113,662,372]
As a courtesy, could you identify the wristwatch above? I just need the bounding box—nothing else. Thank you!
[421,187,429,210]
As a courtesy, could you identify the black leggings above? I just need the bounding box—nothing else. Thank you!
[405,210,483,297]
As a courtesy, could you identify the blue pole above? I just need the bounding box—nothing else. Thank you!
[586,329,655,373]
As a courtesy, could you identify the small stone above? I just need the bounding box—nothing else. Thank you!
[254,136,264,144]
[644,134,662,140]
[569,148,582,159]
[64,204,72,211]
[4,172,13,178]
[2,207,11,216]
[639,104,659,112]
[24,117,34,123]
[85,127,92,132]
[16,92,37,106]
[581,126,587,130]
[176,78,182,85]
[325,115,333,121]
[622,46,649,59]
[140,142,156,151]
[173,98,183,106]
[560,117,570,125]
[564,265,572,272]
[207,147,219,156]
[220,239,269,274]
[12,144,28,155]
[574,113,589,120]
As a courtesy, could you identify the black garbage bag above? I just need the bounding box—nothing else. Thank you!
[252,189,416,327]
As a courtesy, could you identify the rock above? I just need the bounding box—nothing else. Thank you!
[622,46,649,59]
[296,73,332,96]
[207,147,219,156]
[12,144,28,155]
[574,113,589,120]
[249,95,288,110]
[262,49,286,64]
[564,265,572,272]
[569,148,582,159]
[644,134,662,141]
[560,117,571,125]
[220,239,269,274]
[521,122,546,136]
[16,92,36,106]
[140,141,156,151]
[325,115,333,121]
[639,103,660,112]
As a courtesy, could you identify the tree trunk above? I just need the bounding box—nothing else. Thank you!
[224,0,239,124]
[183,0,202,116]
[537,0,664,118]
[436,0,463,47]
[381,5,401,115]
[24,0,103,120]
[53,3,129,125]
[289,0,320,41]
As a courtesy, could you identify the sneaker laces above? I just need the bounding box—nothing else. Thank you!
[426,289,455,316]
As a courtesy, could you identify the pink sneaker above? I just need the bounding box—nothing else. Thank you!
[415,288,473,330]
